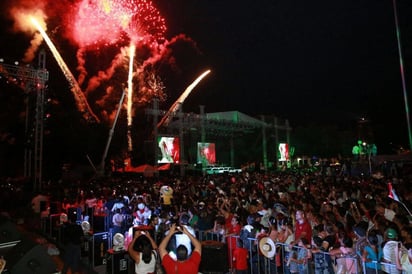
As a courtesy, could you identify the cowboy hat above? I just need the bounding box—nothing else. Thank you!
[259,237,276,258]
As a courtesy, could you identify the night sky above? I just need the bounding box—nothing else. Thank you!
[160,0,412,150]
[1,0,412,160]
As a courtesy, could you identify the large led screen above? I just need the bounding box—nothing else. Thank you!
[197,142,216,165]
[278,143,289,161]
[157,136,180,163]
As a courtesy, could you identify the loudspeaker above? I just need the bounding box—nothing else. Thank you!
[89,232,111,267]
[0,217,21,244]
[4,238,57,274]
[199,240,228,273]
[106,249,130,274]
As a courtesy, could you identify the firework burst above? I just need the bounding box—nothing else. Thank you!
[70,0,166,49]
[128,0,166,47]
[6,0,204,160]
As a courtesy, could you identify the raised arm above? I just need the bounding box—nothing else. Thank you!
[182,225,202,256]
[159,224,177,260]
[146,230,158,250]
[128,231,141,263]
[219,198,230,215]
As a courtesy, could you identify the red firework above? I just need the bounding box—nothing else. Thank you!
[128,0,166,47]
[70,0,166,48]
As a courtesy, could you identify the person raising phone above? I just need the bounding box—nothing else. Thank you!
[159,224,202,274]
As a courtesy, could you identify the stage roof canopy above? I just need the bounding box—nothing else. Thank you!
[206,111,267,127]
[167,110,268,136]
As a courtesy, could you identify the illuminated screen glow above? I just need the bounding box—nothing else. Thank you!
[197,142,216,165]
[278,143,289,161]
[157,136,180,163]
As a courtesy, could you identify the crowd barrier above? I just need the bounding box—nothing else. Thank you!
[195,233,408,274]
[40,211,409,274]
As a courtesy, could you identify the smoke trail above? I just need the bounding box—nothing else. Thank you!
[4,0,207,134]
[140,34,201,71]
[76,48,88,86]
[96,86,118,122]
[30,16,100,122]
[84,47,128,94]
[9,7,47,62]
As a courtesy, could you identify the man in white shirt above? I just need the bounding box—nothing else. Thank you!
[166,213,196,260]
[396,245,412,272]
[112,208,124,235]
[133,203,152,226]
[111,198,125,213]
[383,228,401,274]
[256,199,271,229]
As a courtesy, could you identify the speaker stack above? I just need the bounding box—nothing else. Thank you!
[0,217,21,246]
[89,231,111,268]
[0,217,57,273]
[4,237,57,274]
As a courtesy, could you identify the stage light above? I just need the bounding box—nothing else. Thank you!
[81,221,91,235]
[113,233,125,251]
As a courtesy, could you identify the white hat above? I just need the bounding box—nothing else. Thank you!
[138,203,145,210]
[259,237,276,258]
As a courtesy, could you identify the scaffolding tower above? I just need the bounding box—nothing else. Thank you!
[0,50,49,191]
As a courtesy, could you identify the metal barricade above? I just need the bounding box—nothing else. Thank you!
[335,254,359,273]
[196,230,223,242]
[213,233,366,274]
[195,230,412,274]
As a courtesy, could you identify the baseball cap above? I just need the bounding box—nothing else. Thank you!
[386,228,398,239]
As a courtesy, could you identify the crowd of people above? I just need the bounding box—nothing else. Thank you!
[1,158,412,273]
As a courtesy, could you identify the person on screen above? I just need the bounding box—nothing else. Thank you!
[158,137,180,163]
[159,138,174,163]
[279,143,289,161]
[199,144,215,165]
